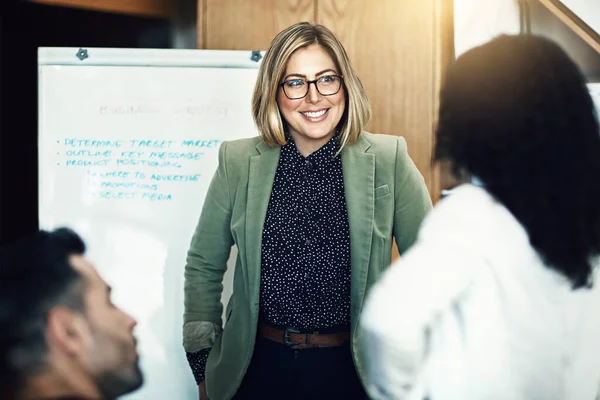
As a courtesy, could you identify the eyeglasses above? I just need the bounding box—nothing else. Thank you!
[279,74,344,100]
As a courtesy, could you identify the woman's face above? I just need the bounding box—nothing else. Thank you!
[277,44,346,155]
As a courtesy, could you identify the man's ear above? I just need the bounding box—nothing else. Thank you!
[46,307,89,357]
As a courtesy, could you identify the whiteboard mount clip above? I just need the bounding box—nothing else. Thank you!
[76,48,89,61]
[250,50,262,62]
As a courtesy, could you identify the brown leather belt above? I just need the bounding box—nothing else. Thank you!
[259,323,350,349]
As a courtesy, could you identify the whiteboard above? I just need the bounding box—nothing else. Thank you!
[38,47,262,399]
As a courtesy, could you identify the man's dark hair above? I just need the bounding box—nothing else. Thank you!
[435,34,600,289]
[0,227,87,396]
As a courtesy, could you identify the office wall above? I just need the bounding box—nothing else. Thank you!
[530,1,600,81]
[196,0,454,203]
[171,0,197,49]
[453,0,600,80]
[0,1,172,244]
[560,0,600,36]
[453,0,520,57]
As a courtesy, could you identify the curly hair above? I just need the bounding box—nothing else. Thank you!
[435,34,600,289]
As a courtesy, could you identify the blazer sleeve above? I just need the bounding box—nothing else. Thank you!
[393,136,433,255]
[183,141,234,353]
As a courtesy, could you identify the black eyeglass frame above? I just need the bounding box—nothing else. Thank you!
[279,74,344,100]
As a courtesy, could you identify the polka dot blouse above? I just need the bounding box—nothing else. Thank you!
[259,133,351,332]
[186,133,351,383]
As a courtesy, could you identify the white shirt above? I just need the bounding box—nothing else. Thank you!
[360,184,600,400]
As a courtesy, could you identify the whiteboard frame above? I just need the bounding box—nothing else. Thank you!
[38,47,265,68]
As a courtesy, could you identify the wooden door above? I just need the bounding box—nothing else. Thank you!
[198,0,315,49]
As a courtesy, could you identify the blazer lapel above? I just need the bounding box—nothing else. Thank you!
[245,141,280,313]
[341,135,375,331]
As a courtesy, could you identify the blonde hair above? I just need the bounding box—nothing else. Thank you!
[252,22,371,150]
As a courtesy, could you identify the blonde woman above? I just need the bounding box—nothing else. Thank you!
[183,22,431,400]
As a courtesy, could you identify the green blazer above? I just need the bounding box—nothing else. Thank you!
[183,132,432,400]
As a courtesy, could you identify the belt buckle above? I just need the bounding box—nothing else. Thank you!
[283,327,301,346]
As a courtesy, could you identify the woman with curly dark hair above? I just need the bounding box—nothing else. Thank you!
[359,34,600,400]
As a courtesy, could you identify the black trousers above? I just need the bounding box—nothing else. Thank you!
[233,337,367,400]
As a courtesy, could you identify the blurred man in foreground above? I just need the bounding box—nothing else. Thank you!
[0,227,143,399]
